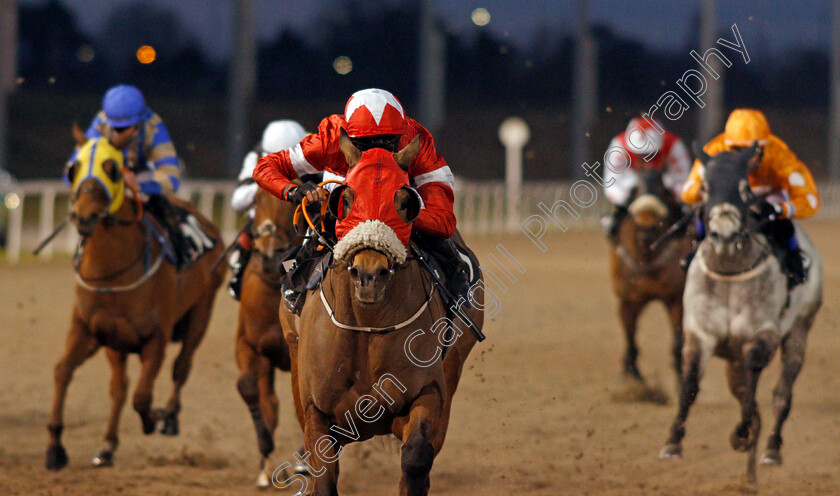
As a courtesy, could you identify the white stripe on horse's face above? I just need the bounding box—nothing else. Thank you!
[707,203,743,254]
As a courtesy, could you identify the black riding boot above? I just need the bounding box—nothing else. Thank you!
[227,243,252,301]
[606,204,628,245]
[761,218,806,289]
[281,238,321,314]
[783,246,807,289]
[420,235,471,307]
[145,195,192,268]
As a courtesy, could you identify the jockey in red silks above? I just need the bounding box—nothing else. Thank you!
[601,116,692,243]
[253,88,469,311]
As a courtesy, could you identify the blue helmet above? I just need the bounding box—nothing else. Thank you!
[102,85,151,127]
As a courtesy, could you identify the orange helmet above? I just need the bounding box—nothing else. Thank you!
[723,109,770,146]
[343,88,406,138]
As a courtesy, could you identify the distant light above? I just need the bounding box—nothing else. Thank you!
[471,8,490,26]
[4,192,20,210]
[137,45,156,64]
[333,56,353,75]
[48,76,55,84]
[76,44,95,63]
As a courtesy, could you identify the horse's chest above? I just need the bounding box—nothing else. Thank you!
[81,303,162,349]
[684,271,786,341]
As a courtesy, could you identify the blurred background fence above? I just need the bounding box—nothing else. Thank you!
[5,178,840,263]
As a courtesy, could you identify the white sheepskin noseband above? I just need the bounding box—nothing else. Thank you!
[333,220,407,265]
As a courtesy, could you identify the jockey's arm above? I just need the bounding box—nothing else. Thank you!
[603,136,636,206]
[143,120,180,196]
[764,137,819,219]
[407,127,456,238]
[231,150,259,211]
[253,129,326,201]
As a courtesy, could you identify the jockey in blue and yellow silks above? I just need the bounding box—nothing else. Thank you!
[73,84,181,197]
[66,85,192,266]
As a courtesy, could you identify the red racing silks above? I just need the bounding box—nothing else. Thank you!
[334,148,413,247]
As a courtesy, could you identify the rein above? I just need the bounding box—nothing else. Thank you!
[318,275,439,334]
[71,181,164,294]
[73,217,167,293]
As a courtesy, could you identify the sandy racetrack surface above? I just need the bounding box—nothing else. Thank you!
[1,221,839,495]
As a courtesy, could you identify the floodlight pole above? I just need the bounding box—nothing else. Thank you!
[225,0,256,174]
[571,0,597,179]
[0,0,18,172]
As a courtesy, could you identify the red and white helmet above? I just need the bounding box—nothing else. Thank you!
[624,117,664,156]
[344,88,406,138]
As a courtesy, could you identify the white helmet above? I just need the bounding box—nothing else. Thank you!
[261,120,307,156]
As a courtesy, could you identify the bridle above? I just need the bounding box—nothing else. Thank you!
[70,179,166,293]
[249,219,297,286]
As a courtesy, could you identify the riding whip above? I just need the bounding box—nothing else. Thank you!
[210,219,252,272]
[32,219,69,255]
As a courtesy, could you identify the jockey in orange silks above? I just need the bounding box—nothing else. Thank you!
[681,109,820,287]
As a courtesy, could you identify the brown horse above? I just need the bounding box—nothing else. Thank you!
[276,133,484,495]
[46,137,225,470]
[234,186,303,487]
[610,167,693,388]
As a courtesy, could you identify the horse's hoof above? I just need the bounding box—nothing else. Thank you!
[256,469,271,489]
[730,427,752,452]
[154,409,179,436]
[45,444,69,471]
[292,460,311,476]
[91,450,114,468]
[760,450,783,466]
[659,443,682,460]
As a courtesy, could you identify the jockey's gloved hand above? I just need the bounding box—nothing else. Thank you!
[286,182,322,204]
[749,199,783,221]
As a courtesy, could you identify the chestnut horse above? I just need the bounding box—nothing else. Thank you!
[46,137,225,470]
[234,186,303,487]
[611,167,692,387]
[277,133,484,496]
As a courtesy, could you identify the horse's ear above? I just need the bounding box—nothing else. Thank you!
[394,186,422,224]
[692,141,710,164]
[393,135,421,172]
[741,140,763,172]
[72,122,87,147]
[339,128,361,169]
[102,159,123,183]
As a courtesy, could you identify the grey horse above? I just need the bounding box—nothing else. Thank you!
[658,143,823,485]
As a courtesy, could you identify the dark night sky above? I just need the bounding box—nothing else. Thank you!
[19,0,834,62]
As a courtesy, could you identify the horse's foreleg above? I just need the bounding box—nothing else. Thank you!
[92,349,128,468]
[619,299,645,380]
[161,293,215,435]
[303,403,340,496]
[665,299,685,381]
[133,335,165,435]
[732,332,778,484]
[399,385,444,496]
[660,332,712,459]
[236,336,276,488]
[763,325,809,466]
[46,317,100,471]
